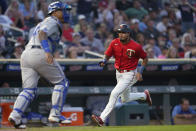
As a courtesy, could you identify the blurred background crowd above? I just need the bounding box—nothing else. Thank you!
[0,0,196,59]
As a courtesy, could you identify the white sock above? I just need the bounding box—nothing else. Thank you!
[126,92,146,102]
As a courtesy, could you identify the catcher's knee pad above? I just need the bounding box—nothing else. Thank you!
[14,88,37,114]
[57,78,69,89]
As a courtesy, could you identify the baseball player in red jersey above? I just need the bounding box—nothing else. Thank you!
[91,24,152,126]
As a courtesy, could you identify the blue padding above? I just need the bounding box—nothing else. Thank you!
[61,79,69,112]
[65,80,70,88]
[48,37,57,52]
[57,80,65,86]
[53,89,62,92]
[41,40,51,53]
[53,79,70,112]
[24,90,34,100]
[14,108,23,114]
[61,89,66,112]
[52,105,59,109]
[57,79,69,88]
[19,95,30,101]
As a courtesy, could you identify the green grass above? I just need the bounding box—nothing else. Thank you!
[1,125,196,131]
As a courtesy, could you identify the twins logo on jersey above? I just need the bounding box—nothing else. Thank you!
[126,49,135,58]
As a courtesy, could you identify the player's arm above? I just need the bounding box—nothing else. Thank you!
[136,57,148,81]
[99,41,113,67]
[99,55,111,67]
[38,30,53,64]
[141,57,148,67]
[136,45,148,81]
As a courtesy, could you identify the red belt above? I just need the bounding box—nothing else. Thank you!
[117,69,131,73]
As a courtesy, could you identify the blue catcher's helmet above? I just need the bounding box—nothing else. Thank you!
[48,1,71,23]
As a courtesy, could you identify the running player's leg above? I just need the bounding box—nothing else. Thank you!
[120,86,146,103]
[120,71,151,105]
[120,72,146,103]
[100,71,135,122]
[9,67,39,125]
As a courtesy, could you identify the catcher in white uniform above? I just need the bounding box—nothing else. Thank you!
[8,1,71,129]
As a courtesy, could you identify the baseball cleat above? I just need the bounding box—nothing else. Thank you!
[8,116,26,129]
[48,115,72,124]
[91,114,104,127]
[144,89,152,106]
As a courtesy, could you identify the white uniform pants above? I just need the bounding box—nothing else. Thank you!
[100,69,146,122]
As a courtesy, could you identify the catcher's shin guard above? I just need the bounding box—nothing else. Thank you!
[10,88,37,117]
[49,79,69,121]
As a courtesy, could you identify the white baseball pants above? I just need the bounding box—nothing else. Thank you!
[100,69,146,122]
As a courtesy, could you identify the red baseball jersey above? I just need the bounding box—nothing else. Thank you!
[105,38,147,70]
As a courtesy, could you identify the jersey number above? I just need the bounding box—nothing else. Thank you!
[33,24,40,36]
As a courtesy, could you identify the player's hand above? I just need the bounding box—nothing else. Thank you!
[99,62,105,67]
[136,72,143,81]
[45,52,53,64]
[99,59,107,67]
